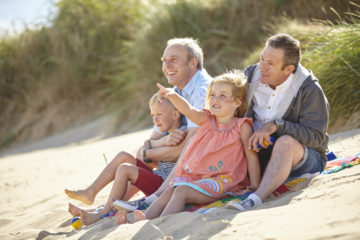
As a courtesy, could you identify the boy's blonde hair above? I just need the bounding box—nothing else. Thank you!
[149,92,176,110]
[206,70,248,117]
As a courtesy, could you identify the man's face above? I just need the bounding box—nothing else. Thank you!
[161,44,197,90]
[260,45,291,88]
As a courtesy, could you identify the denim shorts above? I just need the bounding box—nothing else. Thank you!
[288,146,326,178]
[258,137,326,178]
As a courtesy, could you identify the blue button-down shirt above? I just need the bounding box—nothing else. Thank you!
[154,69,212,134]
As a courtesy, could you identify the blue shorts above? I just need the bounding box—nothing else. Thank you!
[258,136,326,178]
[288,146,326,178]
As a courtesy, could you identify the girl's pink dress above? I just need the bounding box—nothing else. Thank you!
[171,110,253,198]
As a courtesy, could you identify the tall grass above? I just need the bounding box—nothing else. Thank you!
[0,0,145,148]
[301,4,360,132]
[0,0,358,149]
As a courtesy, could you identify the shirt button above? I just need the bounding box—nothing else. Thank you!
[267,106,270,109]
[272,93,275,96]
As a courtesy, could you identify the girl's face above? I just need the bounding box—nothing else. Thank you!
[150,102,180,132]
[209,83,241,123]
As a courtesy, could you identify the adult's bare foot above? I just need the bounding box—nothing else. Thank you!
[115,210,128,225]
[80,210,102,225]
[134,210,146,222]
[64,189,94,205]
[68,203,96,217]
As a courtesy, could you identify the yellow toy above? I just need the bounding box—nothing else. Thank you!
[71,217,82,230]
[251,135,274,151]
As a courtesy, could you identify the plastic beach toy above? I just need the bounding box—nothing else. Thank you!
[252,135,274,151]
[71,217,82,230]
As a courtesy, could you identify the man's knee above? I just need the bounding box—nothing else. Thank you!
[273,135,302,153]
[272,135,304,164]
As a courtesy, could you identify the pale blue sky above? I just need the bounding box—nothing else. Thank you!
[0,0,58,34]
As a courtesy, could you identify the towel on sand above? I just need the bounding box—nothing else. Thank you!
[194,153,360,214]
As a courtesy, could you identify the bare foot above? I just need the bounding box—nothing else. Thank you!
[68,203,96,217]
[115,210,128,225]
[64,189,94,205]
[134,210,146,222]
[80,210,102,225]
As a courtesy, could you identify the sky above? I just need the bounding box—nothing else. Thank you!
[0,0,58,34]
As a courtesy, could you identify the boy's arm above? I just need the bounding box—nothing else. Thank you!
[241,122,260,190]
[157,83,207,126]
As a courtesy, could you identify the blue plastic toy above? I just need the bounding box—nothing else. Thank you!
[252,135,274,151]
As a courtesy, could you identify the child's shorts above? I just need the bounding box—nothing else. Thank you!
[134,159,164,196]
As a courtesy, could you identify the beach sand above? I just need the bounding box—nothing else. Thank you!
[0,128,359,240]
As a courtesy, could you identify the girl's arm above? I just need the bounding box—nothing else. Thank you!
[240,122,260,190]
[157,83,207,126]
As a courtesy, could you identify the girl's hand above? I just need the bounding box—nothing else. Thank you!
[157,83,176,100]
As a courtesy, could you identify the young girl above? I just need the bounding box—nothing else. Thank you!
[116,70,260,224]
[66,93,185,225]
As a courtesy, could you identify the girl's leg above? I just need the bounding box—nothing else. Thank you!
[161,186,216,217]
[65,151,137,205]
[81,163,139,225]
[143,187,175,220]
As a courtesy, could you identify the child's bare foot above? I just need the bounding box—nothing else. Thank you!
[80,210,102,225]
[64,189,94,205]
[134,210,146,222]
[68,203,96,217]
[115,210,128,225]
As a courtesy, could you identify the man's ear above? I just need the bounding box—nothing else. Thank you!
[189,57,198,69]
[285,64,295,75]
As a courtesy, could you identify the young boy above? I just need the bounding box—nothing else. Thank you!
[66,93,185,225]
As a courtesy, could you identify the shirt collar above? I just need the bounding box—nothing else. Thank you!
[174,69,201,97]
[276,73,294,91]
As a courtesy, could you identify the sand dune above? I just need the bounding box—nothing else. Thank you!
[0,128,359,240]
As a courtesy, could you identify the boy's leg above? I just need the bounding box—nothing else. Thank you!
[81,163,139,225]
[122,183,140,201]
[161,185,216,217]
[68,202,97,217]
[112,168,164,212]
[65,151,137,205]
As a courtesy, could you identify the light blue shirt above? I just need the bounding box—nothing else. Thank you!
[154,69,212,134]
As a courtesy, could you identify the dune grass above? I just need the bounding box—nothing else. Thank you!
[0,0,358,149]
[301,5,360,132]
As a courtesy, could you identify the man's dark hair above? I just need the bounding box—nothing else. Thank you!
[266,33,300,72]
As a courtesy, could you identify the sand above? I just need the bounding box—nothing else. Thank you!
[0,127,359,240]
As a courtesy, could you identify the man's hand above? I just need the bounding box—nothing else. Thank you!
[164,129,187,146]
[248,121,277,152]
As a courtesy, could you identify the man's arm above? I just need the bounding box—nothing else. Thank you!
[151,127,197,196]
[276,81,329,148]
[249,80,329,151]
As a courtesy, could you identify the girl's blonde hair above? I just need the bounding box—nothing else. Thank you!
[206,70,248,117]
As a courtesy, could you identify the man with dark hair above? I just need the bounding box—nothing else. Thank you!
[227,33,329,210]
